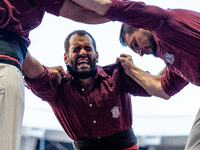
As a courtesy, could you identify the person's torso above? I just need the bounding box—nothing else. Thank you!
[0,0,45,45]
[49,64,134,141]
[154,9,200,85]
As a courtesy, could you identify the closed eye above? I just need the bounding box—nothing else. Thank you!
[130,44,134,50]
[130,39,138,50]
[84,46,93,51]
[73,47,81,53]
[134,42,138,47]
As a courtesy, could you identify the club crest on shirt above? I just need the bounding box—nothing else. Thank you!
[111,106,120,118]
[163,52,175,65]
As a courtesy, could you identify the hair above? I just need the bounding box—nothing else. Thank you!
[64,30,97,54]
[119,23,138,46]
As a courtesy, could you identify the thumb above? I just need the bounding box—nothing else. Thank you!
[116,56,123,63]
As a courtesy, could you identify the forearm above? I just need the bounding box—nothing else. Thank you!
[70,0,111,16]
[22,52,45,79]
[117,54,170,99]
[129,66,170,100]
[59,0,110,24]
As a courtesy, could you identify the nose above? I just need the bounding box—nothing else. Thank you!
[79,48,87,56]
[136,49,144,57]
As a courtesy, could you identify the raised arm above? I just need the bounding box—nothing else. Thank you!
[22,52,65,82]
[59,0,110,24]
[22,52,45,79]
[116,54,170,100]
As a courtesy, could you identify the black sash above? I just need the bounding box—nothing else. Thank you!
[0,29,28,71]
[73,127,137,150]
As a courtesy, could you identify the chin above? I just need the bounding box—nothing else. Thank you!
[79,67,91,71]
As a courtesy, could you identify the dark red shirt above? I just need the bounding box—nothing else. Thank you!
[0,0,64,46]
[25,63,150,141]
[105,1,200,96]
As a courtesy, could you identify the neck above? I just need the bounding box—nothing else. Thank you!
[77,75,95,91]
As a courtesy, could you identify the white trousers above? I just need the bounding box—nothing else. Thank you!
[185,108,200,150]
[0,64,24,150]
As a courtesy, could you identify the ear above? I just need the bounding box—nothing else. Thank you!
[96,51,99,63]
[64,53,68,64]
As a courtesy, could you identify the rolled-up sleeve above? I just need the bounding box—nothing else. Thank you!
[104,1,168,31]
[30,0,65,16]
[161,68,189,96]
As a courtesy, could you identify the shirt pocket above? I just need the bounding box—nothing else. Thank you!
[96,94,122,120]
[92,94,123,136]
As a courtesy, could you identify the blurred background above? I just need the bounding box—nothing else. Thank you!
[21,0,200,149]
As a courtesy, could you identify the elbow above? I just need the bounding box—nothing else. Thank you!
[158,92,171,100]
[148,88,171,100]
[163,95,171,100]
[149,92,171,100]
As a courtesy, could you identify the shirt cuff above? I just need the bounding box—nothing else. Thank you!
[104,1,121,21]
[25,66,51,89]
[161,72,189,96]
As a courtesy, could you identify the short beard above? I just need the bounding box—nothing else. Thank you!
[67,65,96,79]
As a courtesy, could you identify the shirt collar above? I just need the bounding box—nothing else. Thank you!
[95,65,109,78]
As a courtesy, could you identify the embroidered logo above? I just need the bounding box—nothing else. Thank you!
[163,52,175,65]
[111,106,120,118]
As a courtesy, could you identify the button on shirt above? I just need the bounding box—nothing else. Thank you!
[105,1,200,96]
[25,63,150,141]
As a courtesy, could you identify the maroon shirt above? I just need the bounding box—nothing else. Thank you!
[0,0,64,46]
[105,1,200,96]
[25,63,150,141]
